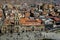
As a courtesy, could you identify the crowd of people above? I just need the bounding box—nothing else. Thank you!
[0,2,60,34]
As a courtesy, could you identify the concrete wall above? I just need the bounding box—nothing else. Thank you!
[0,0,60,5]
